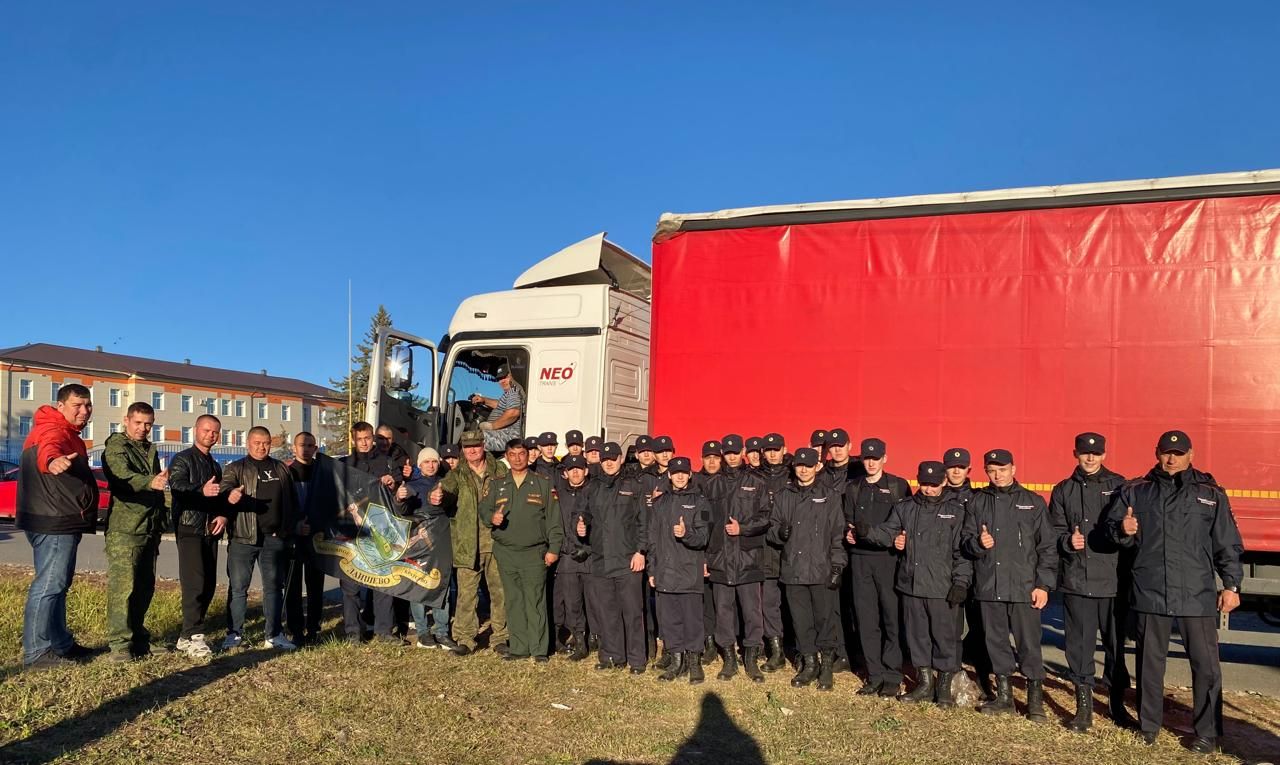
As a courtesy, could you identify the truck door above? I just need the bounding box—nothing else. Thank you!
[366,327,440,454]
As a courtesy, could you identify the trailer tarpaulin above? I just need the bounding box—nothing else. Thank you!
[650,194,1280,553]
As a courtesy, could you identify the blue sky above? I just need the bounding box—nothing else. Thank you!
[3,2,1277,387]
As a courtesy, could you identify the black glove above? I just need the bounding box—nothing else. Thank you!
[946,584,968,606]
[779,524,792,542]
[827,567,842,590]
[570,546,592,563]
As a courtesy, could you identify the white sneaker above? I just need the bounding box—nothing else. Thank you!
[177,634,213,659]
[221,632,243,651]
[263,634,297,651]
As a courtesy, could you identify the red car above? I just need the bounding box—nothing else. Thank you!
[0,462,112,524]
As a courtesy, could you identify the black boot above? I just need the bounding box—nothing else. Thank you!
[590,633,601,650]
[658,651,685,681]
[717,647,738,681]
[977,672,996,703]
[687,653,705,685]
[901,667,935,702]
[654,645,673,671]
[816,652,834,691]
[935,671,956,708]
[701,636,716,666]
[763,636,785,673]
[1068,683,1093,731]
[980,675,1015,715]
[742,647,765,683]
[569,633,589,662]
[790,654,819,688]
[1109,688,1138,729]
[1025,679,1047,722]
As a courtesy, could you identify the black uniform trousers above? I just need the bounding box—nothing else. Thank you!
[712,581,763,650]
[656,591,704,653]
[850,554,903,684]
[903,595,960,672]
[959,596,993,678]
[1063,593,1131,689]
[554,569,590,638]
[786,583,838,654]
[588,572,646,668]
[761,578,784,639]
[284,535,326,640]
[980,600,1045,680]
[341,578,395,638]
[175,530,219,640]
[702,580,716,640]
[1134,612,1223,739]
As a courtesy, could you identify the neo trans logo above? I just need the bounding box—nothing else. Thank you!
[538,364,576,384]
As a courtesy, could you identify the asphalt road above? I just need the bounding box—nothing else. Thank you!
[2,522,1279,697]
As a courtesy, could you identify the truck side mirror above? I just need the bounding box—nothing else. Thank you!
[387,344,414,391]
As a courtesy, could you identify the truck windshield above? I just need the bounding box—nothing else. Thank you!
[444,347,529,446]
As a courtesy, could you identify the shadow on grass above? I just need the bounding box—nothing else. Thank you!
[584,692,765,765]
[0,649,280,765]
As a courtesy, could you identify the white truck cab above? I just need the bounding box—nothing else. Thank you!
[367,233,652,456]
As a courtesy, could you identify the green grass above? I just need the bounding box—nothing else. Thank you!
[1,564,1277,765]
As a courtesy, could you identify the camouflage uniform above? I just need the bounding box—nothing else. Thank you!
[102,432,167,655]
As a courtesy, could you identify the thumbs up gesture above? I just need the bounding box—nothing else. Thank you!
[673,515,686,539]
[201,476,220,497]
[1070,525,1085,551]
[228,485,244,505]
[894,529,907,551]
[845,523,856,545]
[396,484,410,501]
[576,515,587,538]
[429,486,444,506]
[979,524,995,550]
[48,453,77,475]
[1122,507,1138,537]
[150,469,170,491]
[725,516,740,536]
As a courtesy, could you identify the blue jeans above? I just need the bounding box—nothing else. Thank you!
[23,532,82,665]
[410,601,452,641]
[226,536,289,639]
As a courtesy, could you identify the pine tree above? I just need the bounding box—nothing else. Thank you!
[328,305,394,454]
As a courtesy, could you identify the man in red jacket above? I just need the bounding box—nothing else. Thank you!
[16,383,99,670]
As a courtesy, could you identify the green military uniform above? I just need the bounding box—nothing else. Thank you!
[482,469,563,658]
[101,432,167,656]
[440,452,510,651]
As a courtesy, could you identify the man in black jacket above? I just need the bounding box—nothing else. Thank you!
[532,431,560,479]
[341,421,404,643]
[578,442,648,672]
[755,432,792,672]
[1049,432,1136,731]
[961,449,1057,720]
[284,431,326,646]
[1107,430,1244,753]
[553,454,593,660]
[844,437,913,697]
[865,461,971,707]
[943,446,993,701]
[693,440,726,667]
[647,457,711,683]
[169,414,226,659]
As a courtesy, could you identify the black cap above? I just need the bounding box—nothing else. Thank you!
[1157,430,1191,454]
[793,448,820,467]
[668,456,693,474]
[537,431,558,447]
[763,433,785,450]
[1074,432,1106,454]
[721,434,743,452]
[635,435,654,453]
[601,442,623,460]
[984,448,1013,466]
[702,440,723,457]
[565,430,584,446]
[653,435,674,453]
[827,428,850,447]
[860,438,886,458]
[943,447,970,468]
[523,436,539,450]
[562,454,587,470]
[495,362,511,379]
[745,437,763,452]
[440,444,460,459]
[809,429,828,448]
[584,436,603,452]
[917,461,945,485]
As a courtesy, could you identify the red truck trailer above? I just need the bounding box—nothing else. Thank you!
[651,170,1280,604]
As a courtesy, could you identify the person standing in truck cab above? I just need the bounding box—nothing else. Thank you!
[471,362,525,453]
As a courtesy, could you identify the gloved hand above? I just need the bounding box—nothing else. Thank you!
[946,584,968,606]
[779,524,792,542]
[570,546,591,563]
[478,422,494,431]
[827,567,842,590]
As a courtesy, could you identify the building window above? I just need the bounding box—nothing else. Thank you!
[110,422,122,434]
[19,415,33,435]
[81,422,93,441]
[220,399,230,416]
[204,398,215,415]
[50,382,61,401]
[152,424,163,442]
[152,392,164,410]
[235,400,245,418]
[181,426,193,445]
[109,388,120,407]
[221,429,232,446]
[235,430,245,446]
[19,379,32,400]
[181,395,193,413]
[257,402,268,420]
[281,404,292,422]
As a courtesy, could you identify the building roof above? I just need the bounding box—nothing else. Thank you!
[0,343,340,401]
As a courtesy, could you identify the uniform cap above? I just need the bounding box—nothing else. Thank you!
[763,433,785,450]
[562,454,587,470]
[460,430,485,447]
[792,448,820,467]
[668,456,693,474]
[495,362,511,379]
[584,436,603,452]
[635,435,654,453]
[702,440,723,457]
[917,460,945,485]
[565,430,584,446]
[860,438,886,458]
[1157,430,1191,454]
[984,448,1014,466]
[601,442,623,460]
[809,429,828,448]
[943,447,970,468]
[745,437,763,452]
[721,434,743,452]
[653,435,675,453]
[1074,432,1106,455]
[523,436,539,450]
[440,444,460,458]
[826,428,850,447]
[537,431,558,447]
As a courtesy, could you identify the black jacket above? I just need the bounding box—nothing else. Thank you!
[1108,466,1244,617]
[962,482,1057,603]
[867,493,972,598]
[753,461,793,578]
[15,442,98,536]
[1049,465,1127,598]
[532,456,560,480]
[344,448,402,486]
[844,472,913,555]
[219,457,299,545]
[705,465,770,585]
[645,485,710,593]
[169,447,226,536]
[580,469,647,579]
[553,474,592,573]
[767,480,845,586]
[635,465,670,504]
[821,459,865,497]
[943,480,974,507]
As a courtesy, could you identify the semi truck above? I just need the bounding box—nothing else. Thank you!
[367,169,1280,612]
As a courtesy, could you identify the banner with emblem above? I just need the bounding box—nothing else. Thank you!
[306,454,447,604]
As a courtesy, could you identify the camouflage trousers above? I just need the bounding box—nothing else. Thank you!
[105,532,162,653]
